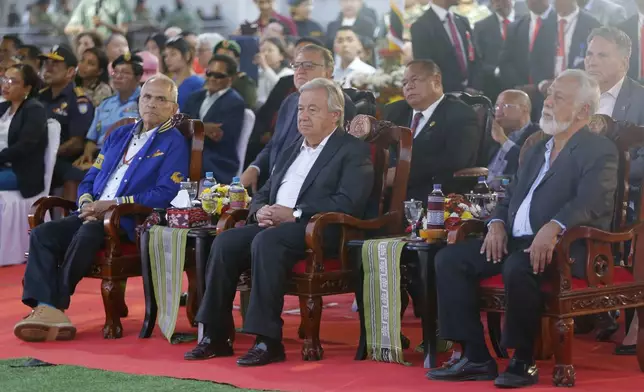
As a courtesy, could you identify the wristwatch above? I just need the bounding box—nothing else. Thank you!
[293,208,302,223]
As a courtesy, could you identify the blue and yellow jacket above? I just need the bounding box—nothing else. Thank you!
[77,119,190,239]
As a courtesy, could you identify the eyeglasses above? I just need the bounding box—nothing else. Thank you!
[290,61,324,71]
[205,71,228,79]
[494,103,521,112]
[0,77,19,86]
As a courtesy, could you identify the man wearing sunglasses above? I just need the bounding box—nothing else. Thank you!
[184,54,245,184]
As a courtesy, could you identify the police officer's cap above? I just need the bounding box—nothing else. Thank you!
[39,44,77,67]
[213,40,241,58]
[112,52,144,69]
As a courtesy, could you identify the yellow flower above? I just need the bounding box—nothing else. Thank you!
[444,211,450,220]
[215,198,225,215]
[388,95,404,104]
[461,211,473,219]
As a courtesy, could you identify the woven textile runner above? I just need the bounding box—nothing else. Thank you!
[362,237,409,365]
[149,225,190,343]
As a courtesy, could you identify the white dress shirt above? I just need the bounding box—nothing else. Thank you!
[274,131,334,208]
[0,108,14,153]
[555,7,580,76]
[597,77,625,116]
[257,67,294,108]
[333,57,376,88]
[529,6,552,46]
[99,126,157,201]
[431,4,468,72]
[342,17,357,26]
[411,95,445,138]
[199,87,229,120]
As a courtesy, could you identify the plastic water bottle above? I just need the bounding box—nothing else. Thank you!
[473,176,490,195]
[228,176,246,209]
[203,172,216,188]
[426,184,445,229]
[497,178,510,203]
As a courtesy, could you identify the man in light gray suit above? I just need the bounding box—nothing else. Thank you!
[585,25,644,354]
[578,0,628,26]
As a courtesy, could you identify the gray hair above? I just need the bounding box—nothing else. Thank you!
[556,69,601,115]
[197,33,224,52]
[143,74,179,103]
[299,78,345,126]
[587,26,632,60]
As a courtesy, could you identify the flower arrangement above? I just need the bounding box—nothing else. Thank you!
[200,185,251,219]
[406,194,481,233]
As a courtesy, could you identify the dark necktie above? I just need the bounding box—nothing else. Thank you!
[410,112,424,136]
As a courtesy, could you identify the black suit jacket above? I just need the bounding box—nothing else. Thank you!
[618,16,640,81]
[384,95,480,200]
[0,98,48,198]
[474,13,505,99]
[184,88,246,184]
[492,127,618,277]
[249,128,374,223]
[485,122,541,176]
[410,8,481,93]
[326,14,377,49]
[610,77,644,181]
[563,11,602,70]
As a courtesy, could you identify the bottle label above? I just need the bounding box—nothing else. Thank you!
[426,210,444,226]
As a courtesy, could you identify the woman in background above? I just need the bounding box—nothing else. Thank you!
[74,31,104,60]
[145,33,168,74]
[164,36,204,112]
[255,37,293,108]
[76,47,113,107]
[0,64,48,197]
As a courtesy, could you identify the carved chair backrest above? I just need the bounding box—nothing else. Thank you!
[449,92,494,166]
[103,117,137,140]
[175,117,205,182]
[348,114,412,234]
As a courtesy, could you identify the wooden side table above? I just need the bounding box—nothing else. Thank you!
[138,226,218,338]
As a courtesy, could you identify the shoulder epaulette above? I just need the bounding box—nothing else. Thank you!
[238,72,247,78]
[74,86,86,97]
[39,86,50,94]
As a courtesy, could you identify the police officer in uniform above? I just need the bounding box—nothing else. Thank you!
[213,40,258,109]
[73,52,143,176]
[38,44,95,201]
[289,0,324,40]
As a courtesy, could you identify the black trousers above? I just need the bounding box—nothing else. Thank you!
[434,237,541,355]
[22,215,105,310]
[195,222,308,342]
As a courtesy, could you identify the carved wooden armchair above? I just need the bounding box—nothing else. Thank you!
[446,115,644,386]
[28,117,205,339]
[216,115,413,360]
[449,92,495,189]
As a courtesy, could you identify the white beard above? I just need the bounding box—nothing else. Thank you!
[539,114,572,136]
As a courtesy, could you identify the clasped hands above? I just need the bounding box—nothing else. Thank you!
[78,200,116,224]
[256,204,295,228]
[480,221,562,274]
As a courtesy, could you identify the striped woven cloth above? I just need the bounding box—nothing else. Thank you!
[149,225,190,342]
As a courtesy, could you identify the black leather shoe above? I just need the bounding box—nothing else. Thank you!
[237,342,286,367]
[184,337,233,360]
[595,312,619,342]
[494,357,539,388]
[426,357,498,381]
[614,344,636,356]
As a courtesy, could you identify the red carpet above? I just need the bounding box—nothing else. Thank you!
[0,264,642,391]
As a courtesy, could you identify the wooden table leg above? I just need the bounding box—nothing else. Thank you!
[194,236,209,308]
[139,230,158,338]
[418,249,438,368]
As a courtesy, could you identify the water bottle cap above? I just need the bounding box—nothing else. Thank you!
[502,178,510,185]
[232,176,240,183]
[433,184,441,189]
[206,172,213,177]
[478,177,485,182]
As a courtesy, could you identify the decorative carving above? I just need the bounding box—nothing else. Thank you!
[570,291,644,310]
[588,114,607,134]
[479,293,506,310]
[553,364,576,387]
[348,114,373,140]
[560,278,571,291]
[593,255,610,277]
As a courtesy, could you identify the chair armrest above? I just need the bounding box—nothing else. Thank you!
[103,203,154,255]
[29,196,78,229]
[454,167,489,178]
[447,219,487,244]
[303,212,398,273]
[216,209,250,234]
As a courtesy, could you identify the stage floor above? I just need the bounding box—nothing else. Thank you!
[0,264,642,391]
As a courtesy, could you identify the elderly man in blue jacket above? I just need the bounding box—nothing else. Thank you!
[14,74,189,343]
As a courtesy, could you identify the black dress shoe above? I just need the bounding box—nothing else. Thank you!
[614,344,636,356]
[494,357,539,388]
[184,337,233,360]
[237,342,286,367]
[595,312,619,342]
[426,357,498,381]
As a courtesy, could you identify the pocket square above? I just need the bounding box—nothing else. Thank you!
[149,150,164,158]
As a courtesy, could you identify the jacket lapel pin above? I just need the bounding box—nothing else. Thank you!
[429,121,436,128]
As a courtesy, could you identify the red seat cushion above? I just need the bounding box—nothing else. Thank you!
[96,242,139,258]
[480,266,634,291]
[292,259,342,274]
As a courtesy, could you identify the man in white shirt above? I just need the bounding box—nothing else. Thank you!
[428,69,618,387]
[184,78,374,366]
[332,26,375,88]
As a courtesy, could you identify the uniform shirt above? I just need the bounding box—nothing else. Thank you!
[333,57,376,88]
[98,126,156,200]
[39,83,94,146]
[85,81,114,107]
[86,87,141,148]
[275,131,334,208]
[66,0,133,39]
[232,73,258,109]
